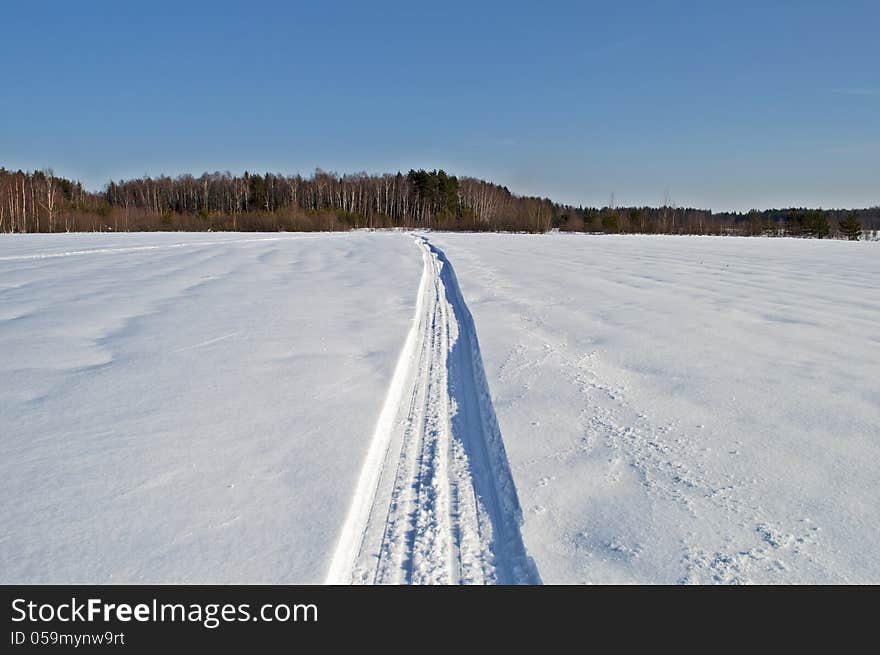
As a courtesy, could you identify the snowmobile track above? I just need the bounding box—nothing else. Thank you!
[326,235,539,585]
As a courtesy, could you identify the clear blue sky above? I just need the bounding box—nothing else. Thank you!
[1,0,877,211]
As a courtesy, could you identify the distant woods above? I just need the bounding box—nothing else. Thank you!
[1,167,877,240]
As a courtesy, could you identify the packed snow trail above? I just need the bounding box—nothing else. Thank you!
[326,236,539,585]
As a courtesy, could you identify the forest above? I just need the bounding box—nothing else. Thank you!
[1,167,876,239]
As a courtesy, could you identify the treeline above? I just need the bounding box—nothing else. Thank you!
[105,168,557,232]
[558,205,877,240]
[1,166,877,239]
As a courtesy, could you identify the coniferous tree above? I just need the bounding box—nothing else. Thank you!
[838,213,862,240]
[810,210,830,238]
[785,210,804,237]
[601,212,620,233]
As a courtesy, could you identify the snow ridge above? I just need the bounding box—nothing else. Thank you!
[326,235,539,585]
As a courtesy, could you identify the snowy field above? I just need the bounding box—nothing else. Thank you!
[2,232,878,584]
[431,233,880,584]
[0,232,421,583]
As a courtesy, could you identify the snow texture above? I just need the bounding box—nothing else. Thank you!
[2,231,878,584]
[0,232,421,583]
[430,233,880,584]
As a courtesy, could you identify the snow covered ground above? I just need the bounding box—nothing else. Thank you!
[430,233,880,584]
[0,232,421,583]
[2,231,878,584]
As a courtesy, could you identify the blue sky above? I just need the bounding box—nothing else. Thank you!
[1,0,877,211]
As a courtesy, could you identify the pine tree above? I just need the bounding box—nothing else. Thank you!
[785,210,804,236]
[601,212,620,233]
[838,213,862,240]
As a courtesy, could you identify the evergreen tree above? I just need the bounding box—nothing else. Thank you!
[811,210,830,238]
[785,210,804,236]
[601,212,619,233]
[838,213,862,240]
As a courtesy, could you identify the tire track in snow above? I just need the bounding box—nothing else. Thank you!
[326,235,539,585]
